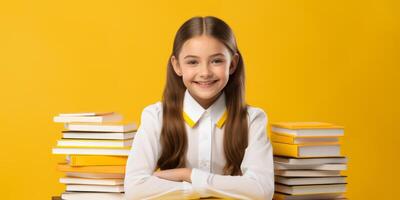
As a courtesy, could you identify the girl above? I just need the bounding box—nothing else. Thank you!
[124,16,274,200]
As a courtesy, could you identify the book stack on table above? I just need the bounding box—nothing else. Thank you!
[270,122,348,200]
[52,112,136,200]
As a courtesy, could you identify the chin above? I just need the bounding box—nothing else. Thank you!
[192,89,221,100]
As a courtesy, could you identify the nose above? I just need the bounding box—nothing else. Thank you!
[199,63,212,78]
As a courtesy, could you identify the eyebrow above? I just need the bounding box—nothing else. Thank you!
[183,53,225,59]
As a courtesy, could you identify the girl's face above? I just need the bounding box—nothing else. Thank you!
[171,35,238,109]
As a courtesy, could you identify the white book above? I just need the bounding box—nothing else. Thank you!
[60,177,124,185]
[65,123,136,132]
[52,147,131,156]
[66,172,125,179]
[275,170,341,177]
[274,156,348,165]
[61,192,125,200]
[271,126,344,137]
[57,139,133,148]
[299,145,341,157]
[275,176,347,185]
[63,131,135,140]
[66,184,124,192]
[274,192,346,200]
[275,183,347,195]
[59,112,114,117]
[288,137,340,144]
[274,162,347,170]
[54,113,123,123]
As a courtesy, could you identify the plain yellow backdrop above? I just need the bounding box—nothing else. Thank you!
[0,0,399,199]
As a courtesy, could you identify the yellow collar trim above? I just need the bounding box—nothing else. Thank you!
[183,110,227,129]
[183,112,196,128]
[216,110,227,128]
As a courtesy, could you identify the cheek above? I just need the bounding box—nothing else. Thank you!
[181,71,196,85]
[215,67,230,81]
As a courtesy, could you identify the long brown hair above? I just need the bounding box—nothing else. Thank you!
[157,16,248,175]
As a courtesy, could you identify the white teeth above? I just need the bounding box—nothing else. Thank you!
[196,80,216,85]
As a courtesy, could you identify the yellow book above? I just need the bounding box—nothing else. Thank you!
[67,155,128,166]
[271,132,341,144]
[270,122,344,137]
[272,142,341,158]
[57,163,125,174]
[271,122,343,129]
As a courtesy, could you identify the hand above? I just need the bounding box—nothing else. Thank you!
[153,168,192,183]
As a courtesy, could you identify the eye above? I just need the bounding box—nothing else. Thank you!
[211,59,225,64]
[186,60,198,65]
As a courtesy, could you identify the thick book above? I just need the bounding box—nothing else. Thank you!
[57,163,125,174]
[275,183,347,195]
[274,156,348,165]
[271,132,340,144]
[53,146,131,156]
[58,112,114,117]
[272,142,341,158]
[275,176,347,185]
[66,172,125,179]
[58,139,133,148]
[275,170,341,177]
[61,192,124,200]
[66,155,128,166]
[54,113,123,123]
[60,177,124,185]
[65,122,137,132]
[273,192,346,200]
[274,162,347,170]
[66,184,124,192]
[271,122,344,137]
[62,131,135,140]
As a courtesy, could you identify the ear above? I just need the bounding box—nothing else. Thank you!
[171,56,182,77]
[229,53,239,75]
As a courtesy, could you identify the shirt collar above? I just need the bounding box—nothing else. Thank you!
[183,90,227,129]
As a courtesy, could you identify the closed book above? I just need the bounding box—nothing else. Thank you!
[58,139,133,148]
[61,192,125,200]
[275,183,347,195]
[275,176,347,185]
[65,122,136,132]
[62,131,135,140]
[66,155,128,166]
[275,170,341,177]
[66,172,125,179]
[58,112,114,117]
[274,162,347,170]
[60,177,124,185]
[273,192,346,200]
[53,146,131,156]
[57,163,125,174]
[272,142,341,158]
[66,184,124,192]
[271,122,344,137]
[274,156,348,165]
[54,113,123,123]
[271,132,340,144]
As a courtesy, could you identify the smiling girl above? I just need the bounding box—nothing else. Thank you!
[124,16,274,200]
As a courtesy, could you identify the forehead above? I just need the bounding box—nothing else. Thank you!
[179,35,230,58]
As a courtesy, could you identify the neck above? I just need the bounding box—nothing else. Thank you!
[191,91,222,109]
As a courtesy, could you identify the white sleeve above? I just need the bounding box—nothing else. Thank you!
[190,108,274,200]
[124,104,193,200]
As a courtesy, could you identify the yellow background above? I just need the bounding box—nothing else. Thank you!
[1,0,399,199]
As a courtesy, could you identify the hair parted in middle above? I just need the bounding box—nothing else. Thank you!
[158,16,248,176]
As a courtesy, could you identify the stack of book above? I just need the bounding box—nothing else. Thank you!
[52,112,136,200]
[270,122,348,200]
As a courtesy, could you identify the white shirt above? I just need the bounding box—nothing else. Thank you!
[124,90,274,200]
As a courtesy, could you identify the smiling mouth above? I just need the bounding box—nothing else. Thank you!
[193,80,219,86]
